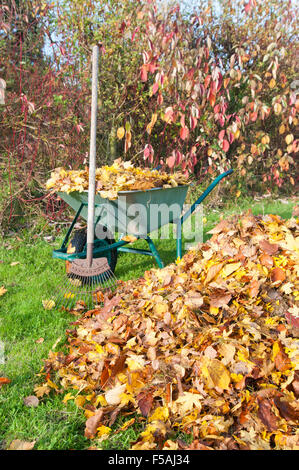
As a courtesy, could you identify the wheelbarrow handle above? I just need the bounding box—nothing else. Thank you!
[153,164,162,171]
[181,169,233,224]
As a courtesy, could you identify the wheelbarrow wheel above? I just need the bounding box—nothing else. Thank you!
[65,226,118,274]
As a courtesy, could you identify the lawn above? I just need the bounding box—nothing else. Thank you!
[0,195,297,450]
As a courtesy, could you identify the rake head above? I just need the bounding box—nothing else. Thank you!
[52,257,118,311]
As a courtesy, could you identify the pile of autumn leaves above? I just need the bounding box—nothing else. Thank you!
[37,211,299,450]
[46,159,188,200]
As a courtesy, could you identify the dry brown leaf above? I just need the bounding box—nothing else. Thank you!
[203,359,231,391]
[84,409,104,439]
[259,239,279,255]
[248,280,259,297]
[138,391,154,417]
[258,399,279,431]
[260,253,274,268]
[274,397,299,422]
[271,267,286,284]
[23,395,39,408]
[205,263,224,284]
[8,440,36,450]
[221,262,241,278]
[0,377,11,386]
[185,292,204,309]
[97,295,121,321]
[210,292,232,308]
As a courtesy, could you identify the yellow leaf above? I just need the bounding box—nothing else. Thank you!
[67,244,76,254]
[146,113,158,135]
[150,113,158,126]
[0,286,7,297]
[202,359,231,390]
[221,262,241,278]
[119,418,135,431]
[105,343,120,355]
[34,383,51,397]
[85,409,95,419]
[120,392,136,406]
[8,440,36,450]
[75,395,86,408]
[47,378,59,390]
[210,306,219,316]
[131,440,157,450]
[64,292,75,299]
[279,124,285,134]
[94,395,107,407]
[280,282,294,295]
[69,278,81,287]
[285,134,294,145]
[171,392,202,415]
[97,425,111,437]
[62,393,75,404]
[42,299,55,310]
[126,354,146,371]
[153,303,168,316]
[121,235,137,243]
[117,127,125,139]
[269,78,276,89]
[148,406,169,422]
[272,341,280,361]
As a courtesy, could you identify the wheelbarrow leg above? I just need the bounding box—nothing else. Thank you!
[61,203,84,250]
[177,169,233,258]
[176,218,182,260]
[145,236,164,269]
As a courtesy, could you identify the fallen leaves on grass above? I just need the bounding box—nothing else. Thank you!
[8,440,36,450]
[0,377,11,387]
[42,299,55,310]
[39,211,299,450]
[85,410,104,439]
[46,159,188,200]
[10,261,20,266]
[23,395,39,408]
[0,286,7,297]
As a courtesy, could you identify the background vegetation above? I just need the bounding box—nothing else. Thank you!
[0,0,298,232]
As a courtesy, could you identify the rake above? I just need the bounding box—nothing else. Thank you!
[49,45,118,311]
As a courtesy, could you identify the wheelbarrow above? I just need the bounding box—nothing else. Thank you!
[52,169,233,271]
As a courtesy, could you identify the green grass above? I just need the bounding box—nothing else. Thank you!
[0,196,297,450]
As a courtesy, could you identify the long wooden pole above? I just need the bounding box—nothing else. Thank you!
[86,45,99,266]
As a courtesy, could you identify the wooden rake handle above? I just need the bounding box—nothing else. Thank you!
[87,45,99,266]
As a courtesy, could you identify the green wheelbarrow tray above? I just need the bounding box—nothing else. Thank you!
[53,169,233,269]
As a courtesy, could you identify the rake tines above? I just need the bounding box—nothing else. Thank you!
[46,259,118,312]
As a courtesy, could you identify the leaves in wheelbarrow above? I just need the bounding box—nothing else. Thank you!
[46,158,188,200]
[39,211,299,450]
